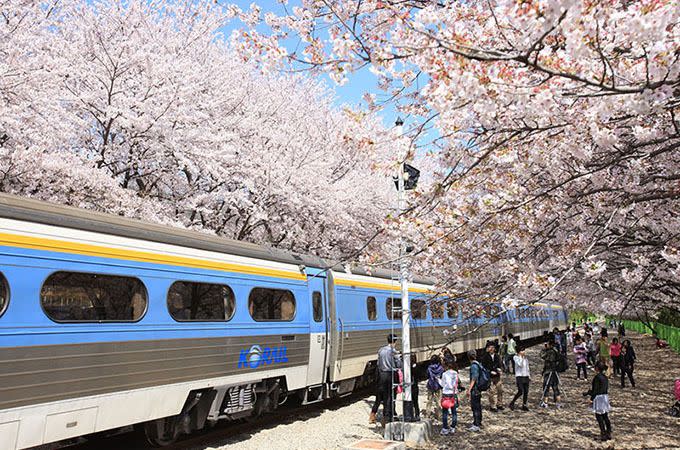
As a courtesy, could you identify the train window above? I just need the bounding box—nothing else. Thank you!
[0,273,8,317]
[490,305,500,318]
[41,272,147,322]
[447,301,458,319]
[249,288,296,321]
[167,281,235,321]
[386,297,402,320]
[412,299,426,319]
[430,300,444,319]
[367,296,377,321]
[312,291,323,322]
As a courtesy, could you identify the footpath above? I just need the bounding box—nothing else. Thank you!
[429,331,680,450]
[199,331,680,450]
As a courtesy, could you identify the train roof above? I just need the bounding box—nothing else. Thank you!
[0,193,435,285]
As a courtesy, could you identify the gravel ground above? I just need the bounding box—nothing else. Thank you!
[200,331,680,450]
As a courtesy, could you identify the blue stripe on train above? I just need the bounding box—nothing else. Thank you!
[0,245,442,347]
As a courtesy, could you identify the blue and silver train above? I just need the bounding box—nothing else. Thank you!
[0,193,567,449]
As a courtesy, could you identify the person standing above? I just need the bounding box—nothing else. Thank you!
[499,336,509,372]
[585,333,597,367]
[425,354,445,420]
[618,322,626,337]
[482,341,504,411]
[540,340,562,408]
[438,358,461,435]
[597,330,610,365]
[506,333,517,374]
[566,329,574,350]
[509,346,530,411]
[442,347,456,367]
[467,350,483,432]
[621,339,636,388]
[586,361,612,441]
[369,334,402,425]
[609,338,622,376]
[574,336,588,380]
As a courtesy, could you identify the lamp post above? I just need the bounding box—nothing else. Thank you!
[394,117,419,423]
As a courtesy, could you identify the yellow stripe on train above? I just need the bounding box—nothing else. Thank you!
[0,231,307,281]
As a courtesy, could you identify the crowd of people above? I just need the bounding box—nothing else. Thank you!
[368,319,661,443]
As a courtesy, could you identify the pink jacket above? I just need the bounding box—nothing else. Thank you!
[573,343,587,364]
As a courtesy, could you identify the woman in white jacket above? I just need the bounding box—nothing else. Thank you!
[509,347,531,411]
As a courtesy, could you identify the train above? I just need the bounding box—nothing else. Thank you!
[0,193,568,449]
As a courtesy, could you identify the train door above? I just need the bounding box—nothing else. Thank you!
[306,271,329,387]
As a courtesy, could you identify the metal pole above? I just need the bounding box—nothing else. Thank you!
[398,161,414,422]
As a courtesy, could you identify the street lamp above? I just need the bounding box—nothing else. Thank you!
[394,117,418,423]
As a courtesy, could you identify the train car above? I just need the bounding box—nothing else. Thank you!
[0,194,567,449]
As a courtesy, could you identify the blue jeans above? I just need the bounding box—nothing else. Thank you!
[442,397,458,429]
[470,390,482,426]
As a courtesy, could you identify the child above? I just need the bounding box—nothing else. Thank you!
[425,354,444,420]
[586,361,612,441]
[438,358,461,435]
[573,336,588,380]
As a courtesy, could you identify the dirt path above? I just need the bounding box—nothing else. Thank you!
[427,331,680,449]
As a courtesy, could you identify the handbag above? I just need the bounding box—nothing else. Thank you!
[441,395,457,409]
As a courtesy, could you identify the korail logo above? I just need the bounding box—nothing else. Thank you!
[238,344,288,369]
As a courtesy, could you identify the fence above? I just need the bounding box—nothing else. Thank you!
[622,320,680,354]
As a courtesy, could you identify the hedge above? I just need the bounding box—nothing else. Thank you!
[622,320,680,354]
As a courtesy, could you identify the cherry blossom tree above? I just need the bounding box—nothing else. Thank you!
[235,0,680,317]
[0,0,393,260]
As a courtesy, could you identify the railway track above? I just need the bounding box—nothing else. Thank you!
[51,387,373,450]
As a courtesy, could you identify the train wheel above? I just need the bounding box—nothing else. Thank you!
[141,417,178,447]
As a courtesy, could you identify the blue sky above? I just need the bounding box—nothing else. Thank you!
[223,0,404,128]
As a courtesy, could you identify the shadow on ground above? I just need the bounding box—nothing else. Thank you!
[420,331,680,450]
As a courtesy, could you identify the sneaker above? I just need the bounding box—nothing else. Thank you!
[450,427,456,434]
[509,403,515,411]
[540,402,549,408]
[497,405,505,411]
[556,403,563,409]
[489,407,498,412]
[521,405,529,411]
[467,425,480,432]
[440,428,450,436]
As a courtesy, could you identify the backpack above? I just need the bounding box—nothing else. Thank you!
[427,363,444,392]
[674,379,680,402]
[556,352,569,373]
[474,361,491,391]
[670,402,680,418]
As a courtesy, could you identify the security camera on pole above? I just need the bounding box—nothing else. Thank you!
[393,117,420,423]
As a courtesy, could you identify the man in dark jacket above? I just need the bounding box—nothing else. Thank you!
[540,340,562,408]
[482,341,504,411]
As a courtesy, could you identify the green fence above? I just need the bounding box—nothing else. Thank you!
[622,320,680,354]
